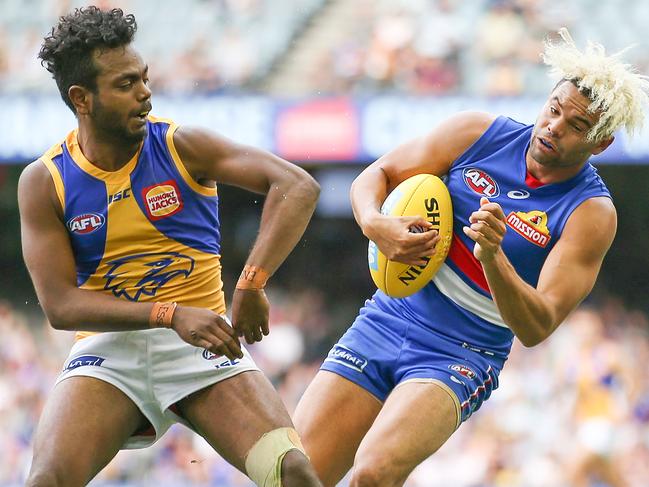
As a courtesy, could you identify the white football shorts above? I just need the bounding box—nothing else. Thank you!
[55,326,259,449]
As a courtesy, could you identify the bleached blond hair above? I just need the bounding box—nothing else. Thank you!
[542,28,649,142]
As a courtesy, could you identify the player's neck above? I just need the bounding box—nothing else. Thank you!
[525,152,586,184]
[76,124,141,172]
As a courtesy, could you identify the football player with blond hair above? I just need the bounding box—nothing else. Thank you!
[295,29,649,487]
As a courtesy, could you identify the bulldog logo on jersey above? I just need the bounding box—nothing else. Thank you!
[506,210,551,248]
[463,168,500,197]
[142,180,183,220]
[104,252,195,301]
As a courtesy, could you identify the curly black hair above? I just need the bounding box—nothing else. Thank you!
[39,6,137,113]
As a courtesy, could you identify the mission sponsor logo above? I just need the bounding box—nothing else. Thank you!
[142,180,183,220]
[325,344,368,373]
[67,213,105,234]
[506,210,551,248]
[449,364,477,380]
[463,168,500,197]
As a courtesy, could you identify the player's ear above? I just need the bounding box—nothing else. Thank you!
[68,85,92,116]
[591,136,614,155]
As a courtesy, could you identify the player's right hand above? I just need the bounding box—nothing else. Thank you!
[363,214,440,266]
[170,306,243,360]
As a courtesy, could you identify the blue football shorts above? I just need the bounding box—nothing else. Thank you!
[320,300,506,428]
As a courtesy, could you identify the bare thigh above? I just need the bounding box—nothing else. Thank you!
[178,370,305,472]
[27,376,147,487]
[293,371,383,487]
[350,381,458,487]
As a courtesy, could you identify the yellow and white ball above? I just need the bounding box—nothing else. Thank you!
[368,174,453,298]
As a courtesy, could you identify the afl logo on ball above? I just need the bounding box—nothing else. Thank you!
[67,213,105,234]
[463,168,500,197]
[142,180,183,220]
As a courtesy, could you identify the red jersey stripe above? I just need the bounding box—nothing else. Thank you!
[446,233,490,293]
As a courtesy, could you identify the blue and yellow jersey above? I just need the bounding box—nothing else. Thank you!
[39,116,225,339]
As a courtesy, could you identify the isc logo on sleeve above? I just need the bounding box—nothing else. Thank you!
[142,180,183,220]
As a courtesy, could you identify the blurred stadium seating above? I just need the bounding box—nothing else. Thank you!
[1,1,649,486]
[2,0,649,96]
[0,0,326,93]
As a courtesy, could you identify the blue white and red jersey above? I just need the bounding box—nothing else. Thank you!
[373,115,611,359]
[321,116,611,421]
[374,117,610,358]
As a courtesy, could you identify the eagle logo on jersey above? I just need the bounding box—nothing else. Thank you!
[506,210,551,248]
[103,252,195,301]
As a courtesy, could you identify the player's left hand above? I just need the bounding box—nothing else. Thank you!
[463,197,507,263]
[231,288,270,344]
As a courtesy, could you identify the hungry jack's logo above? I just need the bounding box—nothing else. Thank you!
[506,210,551,248]
[142,180,183,220]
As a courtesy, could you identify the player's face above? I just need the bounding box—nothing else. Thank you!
[529,81,611,169]
[89,45,152,144]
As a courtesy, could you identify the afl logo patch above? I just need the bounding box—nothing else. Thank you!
[142,180,183,220]
[463,168,500,197]
[67,213,105,234]
[449,364,477,380]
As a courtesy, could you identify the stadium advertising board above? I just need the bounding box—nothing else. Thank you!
[1,95,648,164]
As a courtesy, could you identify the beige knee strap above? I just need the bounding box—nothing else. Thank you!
[244,427,306,487]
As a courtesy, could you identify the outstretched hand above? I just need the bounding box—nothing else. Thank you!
[231,288,270,344]
[462,197,507,263]
[365,214,440,266]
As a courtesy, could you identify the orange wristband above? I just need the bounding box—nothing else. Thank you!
[236,265,269,290]
[149,302,177,328]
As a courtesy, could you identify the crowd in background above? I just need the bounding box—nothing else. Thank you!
[2,0,649,96]
[0,0,325,94]
[1,290,648,487]
[315,0,649,96]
